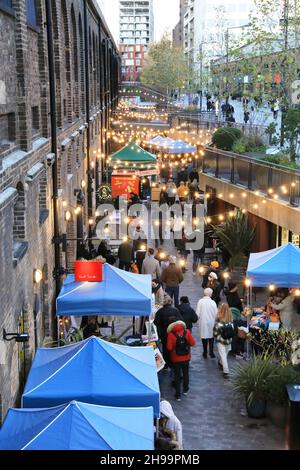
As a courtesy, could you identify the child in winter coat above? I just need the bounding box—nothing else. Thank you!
[166,320,196,400]
[213,303,234,379]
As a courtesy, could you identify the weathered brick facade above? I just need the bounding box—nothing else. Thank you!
[0,0,119,422]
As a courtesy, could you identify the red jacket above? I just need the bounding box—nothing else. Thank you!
[166,321,196,363]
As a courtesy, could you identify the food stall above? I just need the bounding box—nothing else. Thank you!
[109,142,158,199]
[245,243,300,336]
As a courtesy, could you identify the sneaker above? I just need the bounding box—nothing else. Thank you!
[183,390,189,396]
[223,373,230,379]
[235,354,244,360]
[193,272,196,276]
[217,361,223,370]
[202,352,208,359]
[209,353,216,358]
[175,395,181,401]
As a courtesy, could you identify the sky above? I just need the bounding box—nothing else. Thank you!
[97,0,180,45]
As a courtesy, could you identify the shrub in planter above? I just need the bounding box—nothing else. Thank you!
[232,354,278,418]
[211,127,241,151]
[226,127,242,141]
[266,364,300,428]
[232,138,247,154]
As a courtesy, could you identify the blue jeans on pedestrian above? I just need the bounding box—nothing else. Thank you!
[166,286,179,307]
[193,252,204,273]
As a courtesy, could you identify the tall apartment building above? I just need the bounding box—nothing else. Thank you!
[173,0,188,47]
[119,0,154,81]
[184,0,256,74]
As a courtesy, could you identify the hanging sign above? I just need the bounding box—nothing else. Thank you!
[97,184,112,201]
[111,175,139,198]
[74,260,103,282]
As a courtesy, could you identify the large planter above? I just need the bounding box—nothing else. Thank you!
[267,402,288,429]
[246,399,267,419]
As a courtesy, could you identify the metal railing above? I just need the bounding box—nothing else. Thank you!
[202,147,300,207]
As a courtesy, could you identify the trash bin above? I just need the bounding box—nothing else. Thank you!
[286,384,300,450]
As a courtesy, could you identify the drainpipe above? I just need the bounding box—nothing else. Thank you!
[83,0,93,222]
[45,0,61,339]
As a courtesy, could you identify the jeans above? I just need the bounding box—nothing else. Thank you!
[173,361,190,398]
[202,338,214,356]
[165,286,179,307]
[217,342,231,374]
[193,252,204,272]
[119,261,131,271]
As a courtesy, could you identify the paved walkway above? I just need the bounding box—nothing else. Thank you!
[114,239,285,451]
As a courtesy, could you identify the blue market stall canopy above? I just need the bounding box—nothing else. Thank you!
[246,243,300,287]
[22,336,160,416]
[56,263,152,317]
[0,401,154,450]
[167,140,197,154]
[148,136,175,147]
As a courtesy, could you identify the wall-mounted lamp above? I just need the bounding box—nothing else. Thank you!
[65,211,72,222]
[3,328,29,343]
[81,180,86,189]
[33,269,43,284]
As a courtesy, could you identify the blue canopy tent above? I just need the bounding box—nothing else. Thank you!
[0,401,154,450]
[22,336,160,417]
[246,243,300,287]
[148,136,175,148]
[165,139,197,155]
[56,263,152,317]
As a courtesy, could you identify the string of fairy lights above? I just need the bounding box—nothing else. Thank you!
[58,99,299,243]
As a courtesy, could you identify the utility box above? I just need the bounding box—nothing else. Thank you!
[286,384,300,450]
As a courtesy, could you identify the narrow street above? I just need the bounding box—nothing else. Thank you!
[115,239,285,450]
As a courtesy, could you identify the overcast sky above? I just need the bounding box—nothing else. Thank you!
[98,0,180,45]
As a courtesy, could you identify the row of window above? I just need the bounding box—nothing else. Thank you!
[0,0,37,27]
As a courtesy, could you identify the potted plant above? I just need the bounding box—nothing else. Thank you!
[232,354,277,419]
[212,211,256,281]
[266,364,300,428]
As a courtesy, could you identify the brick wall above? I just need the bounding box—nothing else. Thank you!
[0,0,119,423]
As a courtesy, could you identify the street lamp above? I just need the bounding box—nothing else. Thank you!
[225,24,250,96]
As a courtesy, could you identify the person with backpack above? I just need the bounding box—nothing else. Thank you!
[213,303,234,379]
[154,295,183,369]
[167,320,196,401]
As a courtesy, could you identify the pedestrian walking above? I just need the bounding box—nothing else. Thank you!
[142,247,162,279]
[166,180,177,206]
[160,401,183,449]
[196,288,217,359]
[204,271,222,305]
[152,279,165,307]
[154,294,183,368]
[178,296,198,331]
[161,256,184,307]
[166,320,196,401]
[118,238,134,271]
[213,303,234,378]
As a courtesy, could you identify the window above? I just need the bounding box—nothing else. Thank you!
[0,0,12,8]
[32,106,39,133]
[26,0,37,27]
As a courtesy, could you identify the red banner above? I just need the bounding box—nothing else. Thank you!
[111,175,139,198]
[75,260,103,282]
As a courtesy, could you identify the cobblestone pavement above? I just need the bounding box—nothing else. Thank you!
[114,239,285,451]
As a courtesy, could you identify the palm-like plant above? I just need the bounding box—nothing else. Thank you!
[232,354,278,406]
[212,211,256,268]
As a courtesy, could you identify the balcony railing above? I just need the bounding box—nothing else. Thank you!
[202,147,300,207]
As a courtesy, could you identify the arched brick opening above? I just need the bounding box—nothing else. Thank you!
[71,5,79,118]
[13,182,26,240]
[61,0,72,123]
[78,13,85,115]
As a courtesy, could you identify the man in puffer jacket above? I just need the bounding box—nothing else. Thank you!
[167,321,196,401]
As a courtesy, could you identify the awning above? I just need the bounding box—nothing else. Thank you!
[56,263,152,317]
[246,243,300,287]
[111,142,156,163]
[0,401,154,450]
[22,337,160,417]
